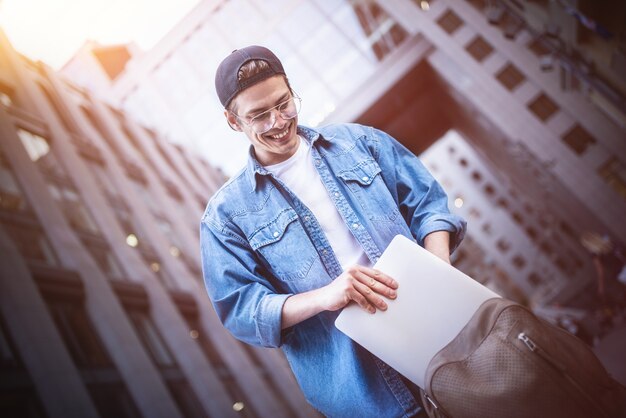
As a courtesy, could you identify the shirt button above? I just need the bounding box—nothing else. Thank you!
[304,216,310,221]
[334,192,339,197]
[273,231,279,237]
[362,176,369,182]
[322,249,328,255]
[352,223,359,229]
[315,160,321,166]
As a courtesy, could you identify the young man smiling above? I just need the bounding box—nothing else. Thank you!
[200,46,466,417]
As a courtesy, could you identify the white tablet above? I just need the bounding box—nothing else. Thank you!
[335,235,500,388]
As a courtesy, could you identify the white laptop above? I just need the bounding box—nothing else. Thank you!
[335,234,500,388]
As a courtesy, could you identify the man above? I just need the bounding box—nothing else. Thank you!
[200,45,466,417]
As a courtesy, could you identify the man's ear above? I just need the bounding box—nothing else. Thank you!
[225,110,242,132]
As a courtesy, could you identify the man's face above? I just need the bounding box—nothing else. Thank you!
[226,75,299,166]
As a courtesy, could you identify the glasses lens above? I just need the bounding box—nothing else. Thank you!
[279,97,301,120]
[249,96,302,134]
[250,114,274,134]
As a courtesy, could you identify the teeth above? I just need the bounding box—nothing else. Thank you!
[270,127,289,139]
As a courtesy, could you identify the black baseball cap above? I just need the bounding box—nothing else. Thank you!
[215,45,286,108]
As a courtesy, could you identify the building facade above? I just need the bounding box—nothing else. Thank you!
[0,30,319,418]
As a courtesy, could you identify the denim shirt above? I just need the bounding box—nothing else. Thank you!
[200,123,466,418]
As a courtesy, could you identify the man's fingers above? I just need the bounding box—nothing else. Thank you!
[354,282,387,311]
[359,266,398,289]
[354,270,397,300]
[348,289,376,313]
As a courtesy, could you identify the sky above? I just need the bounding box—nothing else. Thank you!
[0,0,200,69]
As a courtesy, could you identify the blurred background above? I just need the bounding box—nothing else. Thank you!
[0,0,625,417]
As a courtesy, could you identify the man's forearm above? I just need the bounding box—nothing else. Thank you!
[424,230,451,264]
[281,288,326,330]
[280,265,398,330]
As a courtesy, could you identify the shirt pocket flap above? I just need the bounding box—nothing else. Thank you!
[337,159,381,186]
[248,208,299,250]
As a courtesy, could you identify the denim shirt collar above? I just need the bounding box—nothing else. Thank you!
[245,125,325,192]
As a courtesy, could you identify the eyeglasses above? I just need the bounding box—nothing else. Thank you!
[233,95,301,134]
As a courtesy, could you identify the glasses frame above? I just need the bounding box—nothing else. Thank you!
[229,93,301,134]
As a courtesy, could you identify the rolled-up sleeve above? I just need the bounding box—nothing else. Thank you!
[200,219,292,348]
[370,127,467,252]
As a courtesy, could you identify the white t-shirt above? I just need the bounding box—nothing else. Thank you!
[265,137,371,271]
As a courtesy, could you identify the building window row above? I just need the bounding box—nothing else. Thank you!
[598,156,626,202]
[32,267,142,418]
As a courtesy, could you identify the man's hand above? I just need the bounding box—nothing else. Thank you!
[319,265,398,313]
[281,265,398,329]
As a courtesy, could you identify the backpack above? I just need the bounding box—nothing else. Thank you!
[419,298,626,418]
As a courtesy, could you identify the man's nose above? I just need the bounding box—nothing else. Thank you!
[272,109,288,129]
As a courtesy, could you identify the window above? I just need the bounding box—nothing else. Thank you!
[352,1,408,61]
[528,272,545,287]
[471,171,482,182]
[80,104,125,161]
[466,0,487,11]
[598,156,626,201]
[37,82,77,134]
[527,92,559,121]
[87,383,141,418]
[17,129,51,162]
[17,129,66,178]
[47,182,100,234]
[512,211,523,225]
[482,222,493,235]
[512,255,526,269]
[561,124,597,155]
[496,63,525,91]
[126,310,176,368]
[130,179,158,213]
[0,152,28,212]
[525,226,538,241]
[469,207,481,220]
[155,218,183,257]
[465,36,494,62]
[166,380,209,418]
[555,257,569,273]
[496,238,511,253]
[2,223,58,266]
[44,297,113,369]
[85,245,126,280]
[0,318,19,370]
[112,206,143,247]
[558,221,577,239]
[437,9,464,34]
[484,183,496,196]
[89,162,119,201]
[527,37,551,57]
[0,81,14,106]
[540,241,554,256]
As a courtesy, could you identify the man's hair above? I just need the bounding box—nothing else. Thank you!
[237,59,271,83]
[228,59,292,113]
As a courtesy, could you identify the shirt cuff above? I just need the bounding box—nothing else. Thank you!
[416,215,466,253]
[255,293,293,348]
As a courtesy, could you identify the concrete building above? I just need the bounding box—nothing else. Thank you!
[62,0,626,309]
[0,30,318,418]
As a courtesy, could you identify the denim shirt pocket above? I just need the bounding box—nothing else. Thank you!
[248,208,316,281]
[337,159,400,222]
